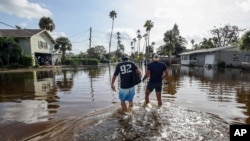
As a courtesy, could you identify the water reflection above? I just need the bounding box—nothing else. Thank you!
[0,65,250,125]
[0,71,59,123]
[162,66,250,124]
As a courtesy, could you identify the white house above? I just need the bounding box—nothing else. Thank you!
[0,29,61,66]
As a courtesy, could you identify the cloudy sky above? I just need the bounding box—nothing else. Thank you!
[0,0,250,54]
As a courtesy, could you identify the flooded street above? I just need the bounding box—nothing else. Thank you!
[0,65,249,140]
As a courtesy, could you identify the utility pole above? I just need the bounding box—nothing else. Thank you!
[89,27,92,49]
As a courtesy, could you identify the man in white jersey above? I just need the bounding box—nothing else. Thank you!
[111,54,142,113]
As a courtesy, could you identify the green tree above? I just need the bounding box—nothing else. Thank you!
[39,16,55,32]
[0,37,22,65]
[133,38,137,53]
[108,10,117,60]
[116,32,121,56]
[137,30,142,56]
[191,39,194,49]
[210,24,244,47]
[238,30,250,51]
[144,20,154,47]
[54,37,72,64]
[163,24,186,64]
[130,41,134,54]
[199,38,215,49]
[87,45,107,60]
[164,30,176,64]
[143,33,148,55]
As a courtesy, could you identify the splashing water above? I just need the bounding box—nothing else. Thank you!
[74,101,229,141]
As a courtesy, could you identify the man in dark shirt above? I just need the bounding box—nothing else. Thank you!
[111,54,142,113]
[142,53,168,107]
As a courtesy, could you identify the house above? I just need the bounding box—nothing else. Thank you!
[0,29,60,66]
[179,46,250,68]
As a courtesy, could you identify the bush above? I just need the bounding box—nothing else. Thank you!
[217,61,226,68]
[20,56,33,66]
[188,63,195,67]
[81,59,99,65]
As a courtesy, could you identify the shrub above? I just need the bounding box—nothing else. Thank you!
[20,56,33,66]
[217,61,226,68]
[81,59,99,65]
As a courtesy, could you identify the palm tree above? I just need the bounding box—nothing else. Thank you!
[239,30,250,51]
[137,30,142,56]
[130,41,134,54]
[133,38,137,54]
[39,16,55,32]
[54,37,72,64]
[191,39,195,50]
[116,32,121,53]
[142,33,148,55]
[108,10,117,61]
[164,30,177,65]
[144,20,154,47]
[164,24,186,65]
[151,41,155,52]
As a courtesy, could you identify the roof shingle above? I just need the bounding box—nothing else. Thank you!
[0,29,43,38]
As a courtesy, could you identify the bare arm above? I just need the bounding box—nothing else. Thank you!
[142,70,150,82]
[162,69,168,80]
[111,75,117,91]
[136,68,142,78]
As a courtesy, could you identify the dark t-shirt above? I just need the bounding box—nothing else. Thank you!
[114,61,137,89]
[147,61,167,83]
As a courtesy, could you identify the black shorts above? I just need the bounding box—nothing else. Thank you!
[147,82,162,92]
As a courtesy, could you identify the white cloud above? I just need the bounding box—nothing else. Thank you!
[65,0,250,53]
[19,22,28,28]
[0,0,52,19]
[2,0,246,54]
[236,0,250,12]
[51,32,67,39]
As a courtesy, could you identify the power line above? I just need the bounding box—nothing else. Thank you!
[68,29,89,38]
[0,21,17,29]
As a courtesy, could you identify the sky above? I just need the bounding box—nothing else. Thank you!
[0,0,250,54]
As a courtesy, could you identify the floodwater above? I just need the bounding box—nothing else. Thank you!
[0,64,249,140]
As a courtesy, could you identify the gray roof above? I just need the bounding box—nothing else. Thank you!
[179,46,237,55]
[0,29,56,43]
[0,29,43,38]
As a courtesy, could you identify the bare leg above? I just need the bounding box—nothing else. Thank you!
[121,101,127,112]
[128,101,133,107]
[156,92,162,107]
[145,89,151,105]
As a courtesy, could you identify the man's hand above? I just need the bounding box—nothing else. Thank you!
[111,84,116,91]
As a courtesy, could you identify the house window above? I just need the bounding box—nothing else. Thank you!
[181,56,187,60]
[233,54,239,61]
[245,55,250,62]
[181,56,186,60]
[38,41,48,49]
[38,41,43,49]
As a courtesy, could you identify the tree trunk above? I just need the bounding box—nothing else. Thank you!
[168,50,172,65]
[108,20,114,61]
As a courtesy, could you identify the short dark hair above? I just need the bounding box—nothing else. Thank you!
[152,53,159,58]
[121,54,129,61]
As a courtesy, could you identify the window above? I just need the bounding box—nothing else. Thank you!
[245,55,250,62]
[38,41,43,49]
[38,41,48,49]
[182,55,188,60]
[233,54,239,61]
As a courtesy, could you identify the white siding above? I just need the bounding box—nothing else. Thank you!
[205,54,215,65]
[30,32,53,55]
